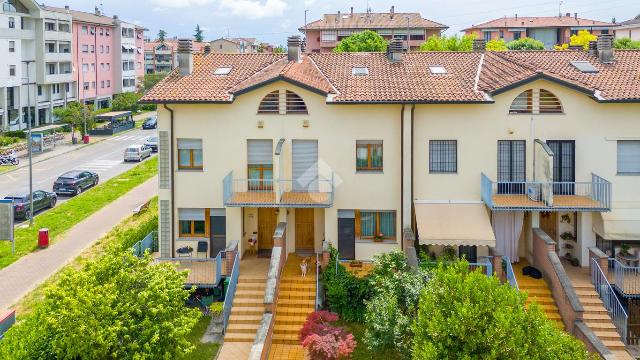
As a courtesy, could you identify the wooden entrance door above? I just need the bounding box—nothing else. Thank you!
[540,212,558,242]
[295,208,315,250]
[258,208,278,251]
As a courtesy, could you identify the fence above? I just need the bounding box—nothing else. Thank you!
[222,249,240,332]
[591,258,628,344]
[0,310,16,340]
[131,231,158,257]
[613,258,640,297]
[502,256,519,290]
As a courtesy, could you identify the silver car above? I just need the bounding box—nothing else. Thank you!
[124,144,152,162]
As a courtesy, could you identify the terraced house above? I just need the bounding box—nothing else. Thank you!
[141,36,640,358]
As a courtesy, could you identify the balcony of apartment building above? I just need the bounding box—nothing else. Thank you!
[44,41,72,63]
[44,61,72,84]
[44,20,72,42]
[0,11,35,40]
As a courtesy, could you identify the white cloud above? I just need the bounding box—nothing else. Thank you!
[218,0,288,19]
[303,0,316,6]
[150,0,215,8]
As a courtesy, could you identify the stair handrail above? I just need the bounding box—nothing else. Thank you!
[222,249,240,332]
[502,256,519,291]
[315,252,321,310]
[590,257,628,344]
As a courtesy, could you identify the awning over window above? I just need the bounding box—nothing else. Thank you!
[593,209,640,241]
[414,202,496,247]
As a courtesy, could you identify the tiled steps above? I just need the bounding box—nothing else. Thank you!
[224,276,266,344]
[514,266,565,329]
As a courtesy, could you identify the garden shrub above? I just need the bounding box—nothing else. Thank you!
[0,136,20,147]
[299,311,356,360]
[2,130,26,139]
[322,246,371,322]
[506,37,545,50]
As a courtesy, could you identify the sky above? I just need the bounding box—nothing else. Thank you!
[45,0,638,45]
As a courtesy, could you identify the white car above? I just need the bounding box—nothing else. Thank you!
[144,136,158,152]
[124,144,152,162]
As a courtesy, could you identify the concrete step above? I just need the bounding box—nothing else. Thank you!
[275,315,308,326]
[585,321,617,330]
[602,340,627,350]
[228,314,263,325]
[274,324,303,335]
[278,291,315,300]
[280,277,316,284]
[522,288,552,296]
[583,313,613,322]
[575,290,599,298]
[272,333,299,345]
[276,306,315,316]
[582,305,609,314]
[233,297,264,306]
[235,290,266,299]
[611,350,635,360]
[224,332,256,342]
[231,306,263,316]
[579,297,604,305]
[593,330,623,342]
[237,283,267,291]
[238,277,267,284]
[279,283,315,291]
[278,298,315,307]
[226,323,261,334]
[527,296,555,305]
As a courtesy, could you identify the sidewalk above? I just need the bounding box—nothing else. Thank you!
[2,111,156,174]
[0,176,158,312]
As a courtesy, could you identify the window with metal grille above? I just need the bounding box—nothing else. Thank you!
[497,140,526,194]
[356,140,383,171]
[429,140,457,173]
[286,91,307,114]
[509,89,563,114]
[258,90,280,114]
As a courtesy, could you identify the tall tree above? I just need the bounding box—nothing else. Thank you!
[194,24,204,42]
[333,30,388,53]
[157,29,167,42]
[570,30,597,50]
[419,34,474,51]
[273,45,286,54]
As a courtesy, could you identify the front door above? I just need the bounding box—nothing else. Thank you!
[540,211,558,243]
[210,213,226,257]
[338,214,356,260]
[547,140,575,195]
[258,208,277,251]
[295,208,314,251]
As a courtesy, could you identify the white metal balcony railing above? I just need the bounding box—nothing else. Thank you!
[223,171,334,208]
[591,258,628,344]
[481,173,611,211]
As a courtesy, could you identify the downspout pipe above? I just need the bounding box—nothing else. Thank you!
[400,104,405,250]
[163,103,175,255]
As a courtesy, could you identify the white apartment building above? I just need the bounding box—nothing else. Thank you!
[0,0,75,131]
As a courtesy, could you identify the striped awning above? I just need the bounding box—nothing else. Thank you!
[414,202,496,247]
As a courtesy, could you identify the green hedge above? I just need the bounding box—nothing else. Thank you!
[3,130,26,139]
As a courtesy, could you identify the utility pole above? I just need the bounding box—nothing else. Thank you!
[22,60,35,226]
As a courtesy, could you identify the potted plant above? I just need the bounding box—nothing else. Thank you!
[373,232,385,242]
[560,232,576,241]
[620,244,631,256]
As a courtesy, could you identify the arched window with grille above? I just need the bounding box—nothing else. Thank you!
[508,89,563,114]
[257,90,308,115]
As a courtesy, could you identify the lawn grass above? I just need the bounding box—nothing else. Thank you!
[0,156,158,269]
[0,165,16,174]
[338,321,402,360]
[13,198,158,317]
[181,315,221,360]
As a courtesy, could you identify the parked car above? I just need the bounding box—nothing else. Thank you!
[124,144,152,162]
[144,136,158,152]
[142,116,157,129]
[3,190,57,220]
[53,170,99,196]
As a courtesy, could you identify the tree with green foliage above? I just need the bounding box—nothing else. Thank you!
[333,30,388,53]
[506,37,545,50]
[158,29,167,42]
[363,251,427,359]
[53,101,95,139]
[0,251,200,360]
[412,260,590,360]
[140,73,167,94]
[111,92,142,113]
[486,38,507,51]
[419,34,475,52]
[194,24,204,42]
[322,246,371,322]
[570,30,597,50]
[273,45,286,54]
[614,37,640,49]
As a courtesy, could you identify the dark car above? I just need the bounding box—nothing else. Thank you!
[4,190,57,220]
[142,116,157,129]
[144,136,158,152]
[53,170,99,196]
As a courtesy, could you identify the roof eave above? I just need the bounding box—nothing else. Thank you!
[326,99,494,105]
[488,73,597,99]
[232,76,329,97]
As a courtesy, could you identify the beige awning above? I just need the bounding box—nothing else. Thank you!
[414,202,496,247]
[593,209,640,241]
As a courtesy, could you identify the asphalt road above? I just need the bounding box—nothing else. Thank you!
[0,127,158,223]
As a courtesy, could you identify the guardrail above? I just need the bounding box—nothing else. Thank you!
[591,258,628,344]
[132,231,158,257]
[612,258,640,297]
[502,256,519,290]
[223,249,240,332]
[0,310,16,340]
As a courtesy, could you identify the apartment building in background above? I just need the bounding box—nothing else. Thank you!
[615,15,640,41]
[210,37,269,53]
[299,6,447,53]
[463,13,615,48]
[144,38,205,74]
[0,0,75,131]
[44,5,145,109]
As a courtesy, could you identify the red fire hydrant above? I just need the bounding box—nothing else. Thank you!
[38,228,49,249]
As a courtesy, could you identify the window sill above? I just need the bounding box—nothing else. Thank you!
[356,170,383,174]
[177,168,204,172]
[429,171,458,174]
[616,172,640,176]
[177,236,208,241]
[356,239,397,245]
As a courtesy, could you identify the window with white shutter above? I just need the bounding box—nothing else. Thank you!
[617,140,640,175]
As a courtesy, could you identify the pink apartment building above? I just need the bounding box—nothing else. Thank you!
[464,13,615,49]
[45,6,145,109]
[299,6,447,53]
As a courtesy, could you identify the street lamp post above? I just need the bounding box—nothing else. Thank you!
[22,60,35,226]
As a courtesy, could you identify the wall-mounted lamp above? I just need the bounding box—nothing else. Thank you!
[302,119,310,128]
[257,120,264,128]
[507,128,514,135]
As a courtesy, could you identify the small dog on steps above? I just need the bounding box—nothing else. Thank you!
[300,257,309,278]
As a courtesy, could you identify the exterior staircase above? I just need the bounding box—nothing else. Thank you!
[573,284,634,360]
[268,254,317,360]
[513,262,565,329]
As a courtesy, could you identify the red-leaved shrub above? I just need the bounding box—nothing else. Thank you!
[299,311,356,360]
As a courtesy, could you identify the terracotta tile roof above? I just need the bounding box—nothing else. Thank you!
[143,40,207,53]
[619,15,640,26]
[141,53,285,103]
[43,6,116,26]
[140,50,640,103]
[465,16,614,31]
[300,12,447,30]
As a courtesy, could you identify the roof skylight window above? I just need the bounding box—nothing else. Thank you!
[570,61,599,73]
[429,66,447,75]
[352,67,369,76]
[214,67,232,75]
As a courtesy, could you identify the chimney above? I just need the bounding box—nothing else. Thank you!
[203,44,211,54]
[64,5,69,10]
[113,15,119,21]
[336,11,341,23]
[390,5,395,19]
[350,6,354,17]
[588,40,597,55]
[574,12,578,19]
[287,36,301,62]
[515,13,518,19]
[565,12,571,17]
[387,38,403,63]
[596,34,614,63]
[95,6,100,15]
[177,38,193,75]
[473,39,486,52]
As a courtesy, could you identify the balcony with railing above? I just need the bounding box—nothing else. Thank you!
[223,171,334,208]
[481,173,611,212]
